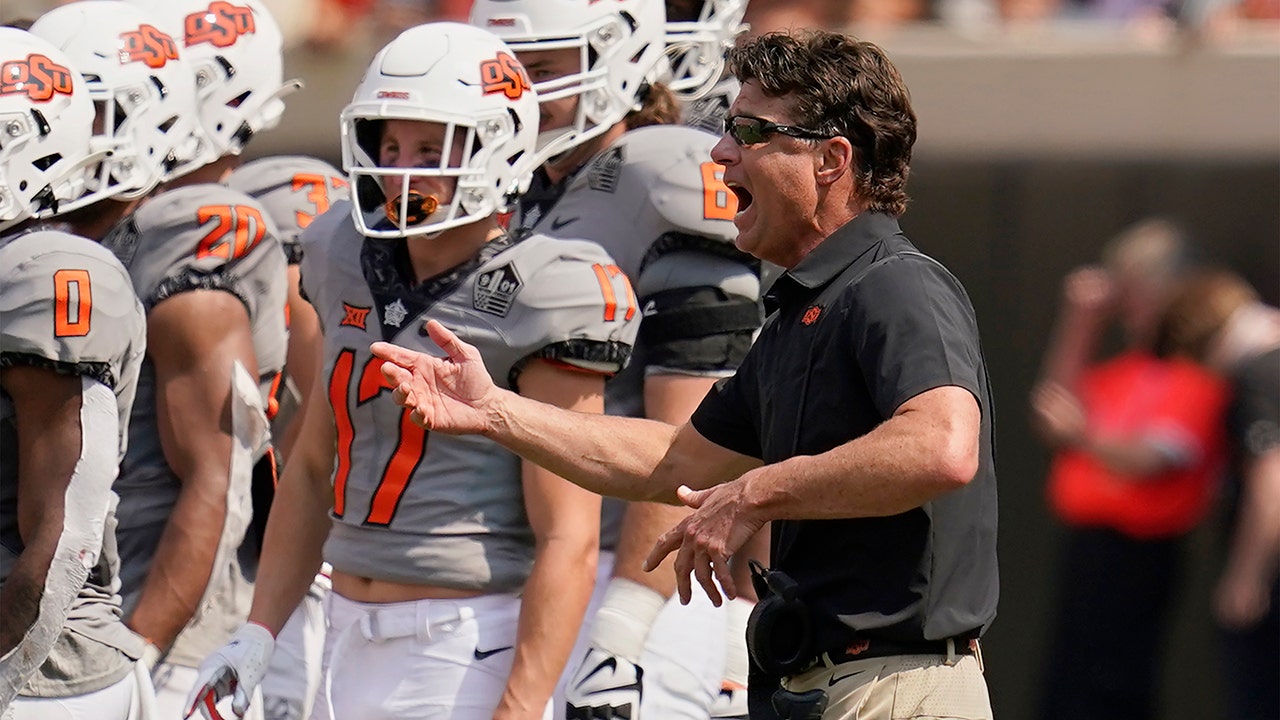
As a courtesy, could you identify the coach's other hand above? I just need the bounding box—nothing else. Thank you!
[372,320,499,435]
[643,477,766,607]
[184,622,275,719]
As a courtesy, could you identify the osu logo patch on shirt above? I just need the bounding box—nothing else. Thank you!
[801,305,822,325]
[479,52,530,101]
[184,1,256,49]
[119,24,180,69]
[0,54,74,102]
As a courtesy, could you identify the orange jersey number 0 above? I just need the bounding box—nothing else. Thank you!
[53,268,92,338]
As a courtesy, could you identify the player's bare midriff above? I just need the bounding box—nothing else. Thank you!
[330,568,485,603]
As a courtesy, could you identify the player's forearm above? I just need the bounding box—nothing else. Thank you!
[487,391,679,500]
[0,544,54,655]
[247,458,332,635]
[496,537,598,720]
[127,478,228,650]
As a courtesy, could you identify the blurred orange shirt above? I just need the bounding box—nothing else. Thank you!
[1047,351,1229,539]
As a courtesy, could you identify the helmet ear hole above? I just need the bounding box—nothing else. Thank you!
[355,175,386,216]
[355,119,384,165]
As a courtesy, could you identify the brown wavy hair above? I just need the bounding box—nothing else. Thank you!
[626,82,681,130]
[727,30,917,217]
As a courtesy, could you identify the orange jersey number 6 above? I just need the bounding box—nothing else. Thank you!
[700,161,737,221]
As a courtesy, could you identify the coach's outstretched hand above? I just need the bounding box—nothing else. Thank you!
[371,320,500,435]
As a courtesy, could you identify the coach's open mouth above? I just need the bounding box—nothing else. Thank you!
[728,181,753,213]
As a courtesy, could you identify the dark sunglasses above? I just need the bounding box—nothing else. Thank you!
[724,114,835,146]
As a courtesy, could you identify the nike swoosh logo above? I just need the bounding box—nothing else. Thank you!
[473,645,513,661]
[575,657,642,695]
[549,216,577,231]
[829,668,867,687]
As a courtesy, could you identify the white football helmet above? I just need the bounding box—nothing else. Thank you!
[341,22,540,239]
[29,2,204,211]
[0,29,97,231]
[664,0,748,100]
[128,0,300,162]
[468,0,666,166]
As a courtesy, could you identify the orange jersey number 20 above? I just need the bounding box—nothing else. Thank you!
[195,204,269,261]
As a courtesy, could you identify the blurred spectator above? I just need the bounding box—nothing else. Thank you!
[278,0,472,51]
[1031,218,1229,720]
[1158,269,1280,720]
[744,0,848,32]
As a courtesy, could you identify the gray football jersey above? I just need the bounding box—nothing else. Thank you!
[531,125,764,546]
[225,155,351,264]
[100,184,287,666]
[533,125,760,410]
[300,202,637,591]
[0,230,147,696]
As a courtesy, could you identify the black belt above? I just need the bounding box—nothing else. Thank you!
[803,636,978,672]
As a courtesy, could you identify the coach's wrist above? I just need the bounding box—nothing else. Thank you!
[482,387,521,440]
[738,465,781,524]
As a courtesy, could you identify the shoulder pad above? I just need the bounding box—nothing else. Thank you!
[103,184,285,307]
[0,231,145,383]
[477,234,638,374]
[537,126,738,273]
[226,156,350,244]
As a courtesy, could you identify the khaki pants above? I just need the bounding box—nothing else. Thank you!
[780,647,992,720]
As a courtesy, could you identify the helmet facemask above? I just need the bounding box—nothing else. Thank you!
[343,109,528,240]
[470,1,668,168]
[663,0,748,100]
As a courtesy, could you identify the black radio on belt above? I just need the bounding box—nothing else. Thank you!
[745,559,815,676]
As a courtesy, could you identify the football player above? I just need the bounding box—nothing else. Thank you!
[186,22,638,720]
[225,155,350,720]
[39,1,295,716]
[665,5,761,714]
[470,2,765,718]
[0,28,150,719]
[226,156,349,460]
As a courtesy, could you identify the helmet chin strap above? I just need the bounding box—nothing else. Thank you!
[385,191,440,226]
